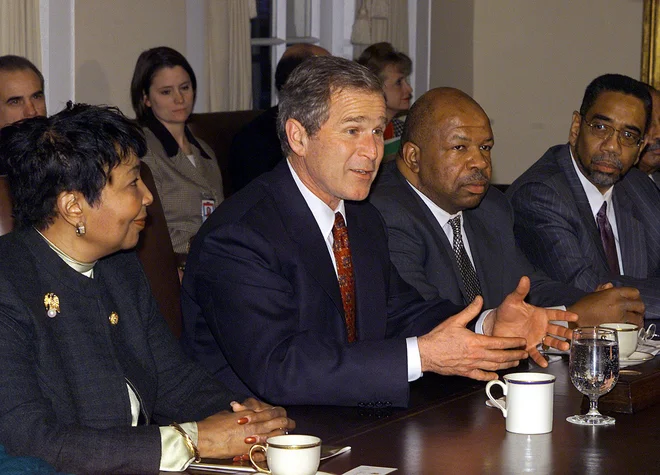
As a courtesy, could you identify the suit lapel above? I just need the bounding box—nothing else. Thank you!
[557,147,610,270]
[346,202,388,340]
[268,163,345,319]
[613,185,648,277]
[652,171,660,191]
[172,148,217,193]
[391,169,466,304]
[463,208,503,308]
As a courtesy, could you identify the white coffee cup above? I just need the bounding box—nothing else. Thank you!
[485,372,555,434]
[599,323,638,358]
[249,434,321,475]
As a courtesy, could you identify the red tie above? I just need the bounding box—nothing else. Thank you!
[332,212,357,342]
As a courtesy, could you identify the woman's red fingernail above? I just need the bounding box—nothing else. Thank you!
[244,436,257,444]
[232,456,241,462]
[237,417,249,425]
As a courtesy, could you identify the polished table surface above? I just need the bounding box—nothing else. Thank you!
[188,356,660,475]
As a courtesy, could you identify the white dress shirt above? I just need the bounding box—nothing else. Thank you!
[570,150,624,273]
[410,185,477,267]
[287,160,423,381]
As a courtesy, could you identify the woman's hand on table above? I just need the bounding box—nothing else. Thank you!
[196,399,295,460]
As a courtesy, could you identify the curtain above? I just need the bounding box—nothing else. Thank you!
[351,0,409,58]
[0,0,41,65]
[207,0,257,111]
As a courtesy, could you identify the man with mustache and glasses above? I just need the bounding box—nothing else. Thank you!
[637,85,660,189]
[507,74,660,320]
[370,87,644,326]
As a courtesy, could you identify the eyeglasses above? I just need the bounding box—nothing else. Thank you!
[581,116,643,148]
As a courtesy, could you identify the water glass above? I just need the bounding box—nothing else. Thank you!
[566,327,619,425]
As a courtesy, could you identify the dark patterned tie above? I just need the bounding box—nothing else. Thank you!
[332,212,357,342]
[596,202,620,275]
[449,216,482,304]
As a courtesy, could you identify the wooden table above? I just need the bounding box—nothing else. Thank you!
[189,357,660,474]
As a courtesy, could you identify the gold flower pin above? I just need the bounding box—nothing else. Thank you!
[44,293,60,318]
[109,312,119,325]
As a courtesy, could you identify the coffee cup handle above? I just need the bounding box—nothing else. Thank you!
[485,380,507,417]
[248,444,271,474]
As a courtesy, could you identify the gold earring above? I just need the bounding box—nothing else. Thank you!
[75,222,86,236]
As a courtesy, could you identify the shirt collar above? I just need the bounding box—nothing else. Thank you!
[35,228,96,277]
[407,180,462,226]
[141,110,211,159]
[287,159,346,239]
[569,147,613,217]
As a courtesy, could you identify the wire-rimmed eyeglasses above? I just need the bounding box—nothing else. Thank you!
[581,116,643,148]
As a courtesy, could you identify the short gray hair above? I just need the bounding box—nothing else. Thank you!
[277,56,383,157]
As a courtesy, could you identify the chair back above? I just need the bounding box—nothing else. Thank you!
[136,162,183,338]
[0,176,14,236]
[187,110,263,197]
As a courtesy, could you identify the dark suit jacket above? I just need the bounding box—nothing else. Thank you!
[368,162,585,308]
[650,171,660,191]
[229,106,284,192]
[507,143,660,319]
[180,161,462,408]
[0,228,240,474]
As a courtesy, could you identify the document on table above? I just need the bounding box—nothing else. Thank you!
[342,467,397,474]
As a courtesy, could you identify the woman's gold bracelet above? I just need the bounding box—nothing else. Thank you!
[170,422,201,463]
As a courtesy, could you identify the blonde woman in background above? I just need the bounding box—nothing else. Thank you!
[358,42,413,161]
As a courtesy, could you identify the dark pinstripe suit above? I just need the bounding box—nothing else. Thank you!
[368,162,586,309]
[507,144,660,319]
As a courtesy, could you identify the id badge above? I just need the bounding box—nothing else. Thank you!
[201,199,215,222]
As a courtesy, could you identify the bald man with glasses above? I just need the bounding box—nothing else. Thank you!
[507,73,660,320]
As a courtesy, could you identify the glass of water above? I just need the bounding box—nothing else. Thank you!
[567,327,619,425]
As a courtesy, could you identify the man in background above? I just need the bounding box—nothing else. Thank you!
[0,55,46,129]
[369,87,644,327]
[507,74,660,319]
[638,85,660,188]
[229,43,329,192]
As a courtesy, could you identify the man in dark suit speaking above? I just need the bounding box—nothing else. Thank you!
[369,87,644,326]
[507,74,660,319]
[181,57,574,408]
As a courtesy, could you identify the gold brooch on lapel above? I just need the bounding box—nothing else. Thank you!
[44,293,60,318]
[109,312,119,325]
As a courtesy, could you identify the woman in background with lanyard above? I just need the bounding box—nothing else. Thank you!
[131,46,223,258]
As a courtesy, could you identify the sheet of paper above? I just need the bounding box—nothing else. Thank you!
[342,466,397,474]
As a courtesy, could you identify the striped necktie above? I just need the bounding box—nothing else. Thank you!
[596,202,620,275]
[449,215,482,304]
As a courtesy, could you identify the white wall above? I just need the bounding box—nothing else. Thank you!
[430,0,644,184]
[429,0,475,95]
[74,0,187,116]
[40,0,74,116]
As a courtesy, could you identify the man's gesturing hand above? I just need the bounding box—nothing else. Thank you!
[418,296,528,381]
[491,276,578,368]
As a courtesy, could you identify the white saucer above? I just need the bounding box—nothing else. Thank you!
[620,350,654,366]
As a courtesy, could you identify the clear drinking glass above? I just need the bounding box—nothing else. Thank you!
[566,327,619,425]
